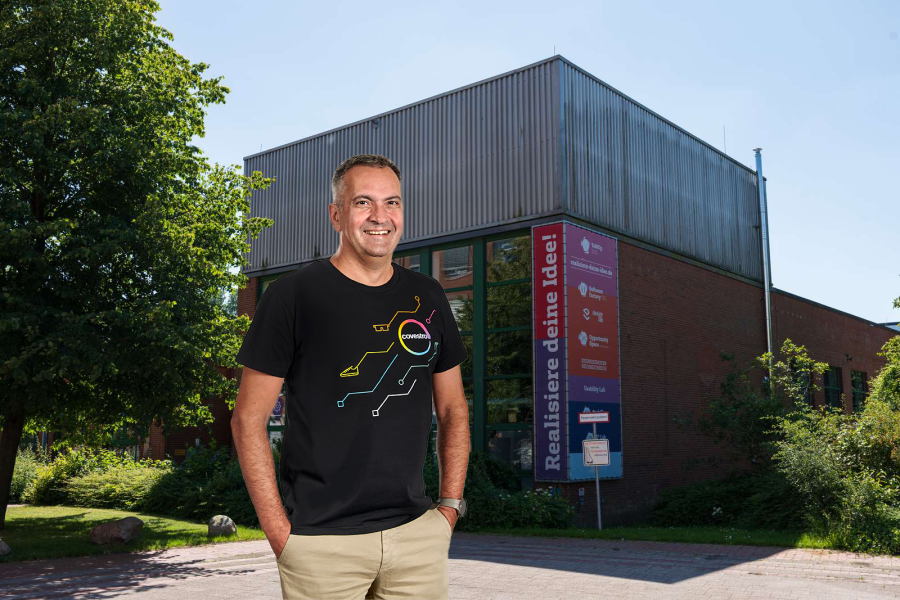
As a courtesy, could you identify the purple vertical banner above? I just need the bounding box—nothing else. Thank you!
[563,222,623,480]
[532,222,568,481]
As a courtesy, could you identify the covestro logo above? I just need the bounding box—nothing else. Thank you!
[397,319,432,355]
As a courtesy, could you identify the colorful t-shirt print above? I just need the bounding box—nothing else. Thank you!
[236,257,468,535]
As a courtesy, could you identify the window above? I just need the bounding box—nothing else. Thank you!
[851,370,868,413]
[485,234,532,426]
[392,253,420,272]
[798,372,815,407]
[788,356,815,407]
[487,235,531,283]
[431,244,475,423]
[823,366,843,410]
[488,429,533,471]
[260,275,280,296]
[437,246,472,281]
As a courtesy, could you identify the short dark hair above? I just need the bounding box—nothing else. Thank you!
[331,154,402,209]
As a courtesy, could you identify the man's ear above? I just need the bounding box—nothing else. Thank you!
[328,203,342,233]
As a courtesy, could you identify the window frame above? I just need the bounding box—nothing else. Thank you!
[823,366,843,410]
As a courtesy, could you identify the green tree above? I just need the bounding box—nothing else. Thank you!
[0,0,273,528]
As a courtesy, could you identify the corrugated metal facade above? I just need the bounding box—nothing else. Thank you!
[557,61,762,281]
[242,58,557,274]
[242,56,762,281]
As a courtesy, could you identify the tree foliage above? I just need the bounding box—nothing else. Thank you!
[0,0,274,524]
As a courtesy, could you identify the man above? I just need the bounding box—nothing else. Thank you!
[232,154,470,600]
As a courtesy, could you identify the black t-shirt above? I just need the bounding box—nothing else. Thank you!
[236,257,468,535]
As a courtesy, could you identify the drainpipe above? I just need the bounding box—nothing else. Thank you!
[754,148,774,395]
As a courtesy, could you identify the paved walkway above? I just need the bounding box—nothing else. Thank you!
[1,533,899,599]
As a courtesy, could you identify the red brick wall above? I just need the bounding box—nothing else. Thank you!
[545,240,896,527]
[770,291,889,411]
[238,275,259,319]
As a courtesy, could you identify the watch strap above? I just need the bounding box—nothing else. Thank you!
[437,497,465,517]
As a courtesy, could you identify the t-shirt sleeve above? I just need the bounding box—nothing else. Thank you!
[433,291,468,374]
[236,284,296,378]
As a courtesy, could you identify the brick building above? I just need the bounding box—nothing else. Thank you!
[150,55,897,525]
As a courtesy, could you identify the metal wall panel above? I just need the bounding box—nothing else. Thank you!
[242,58,558,275]
[557,60,762,281]
[242,56,763,282]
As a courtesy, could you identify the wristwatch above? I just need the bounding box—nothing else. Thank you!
[436,497,467,518]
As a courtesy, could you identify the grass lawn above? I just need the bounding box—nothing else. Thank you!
[1,505,837,564]
[0,505,267,563]
[467,525,832,549]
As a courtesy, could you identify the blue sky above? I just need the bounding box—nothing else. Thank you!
[157,0,899,325]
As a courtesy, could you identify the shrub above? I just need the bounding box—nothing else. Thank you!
[771,336,900,554]
[141,443,264,526]
[10,446,48,503]
[423,436,575,531]
[22,446,160,505]
[66,463,173,510]
[650,469,803,530]
[771,398,900,554]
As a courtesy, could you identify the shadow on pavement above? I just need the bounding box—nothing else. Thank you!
[0,546,272,599]
[448,532,795,584]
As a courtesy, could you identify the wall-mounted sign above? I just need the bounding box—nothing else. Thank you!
[272,395,284,417]
[532,221,623,482]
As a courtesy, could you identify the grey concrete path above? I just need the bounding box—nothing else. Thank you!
[1,532,899,599]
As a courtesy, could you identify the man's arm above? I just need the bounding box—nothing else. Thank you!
[431,364,470,531]
[231,366,292,558]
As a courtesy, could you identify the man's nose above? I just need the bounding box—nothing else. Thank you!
[370,203,388,223]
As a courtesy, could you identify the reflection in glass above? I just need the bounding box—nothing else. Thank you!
[392,254,420,272]
[261,273,286,296]
[464,380,474,426]
[446,290,473,332]
[487,235,531,282]
[453,334,473,380]
[487,378,533,424]
[487,282,531,330]
[432,245,473,289]
[488,429,533,471]
[487,330,531,375]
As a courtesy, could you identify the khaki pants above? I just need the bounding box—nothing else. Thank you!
[276,502,452,599]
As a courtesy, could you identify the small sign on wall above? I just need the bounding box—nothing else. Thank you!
[273,395,284,417]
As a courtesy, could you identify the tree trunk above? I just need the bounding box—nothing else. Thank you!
[0,401,26,530]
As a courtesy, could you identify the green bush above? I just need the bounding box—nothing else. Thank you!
[140,443,262,526]
[21,445,162,505]
[66,463,173,510]
[423,437,575,531]
[23,434,575,532]
[772,396,900,554]
[23,447,127,505]
[769,333,900,554]
[649,469,804,530]
[10,446,48,503]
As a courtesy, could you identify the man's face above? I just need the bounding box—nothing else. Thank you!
[329,165,403,260]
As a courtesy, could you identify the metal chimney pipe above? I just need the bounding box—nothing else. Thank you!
[754,148,774,394]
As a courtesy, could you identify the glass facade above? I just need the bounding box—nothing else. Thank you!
[399,232,534,489]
